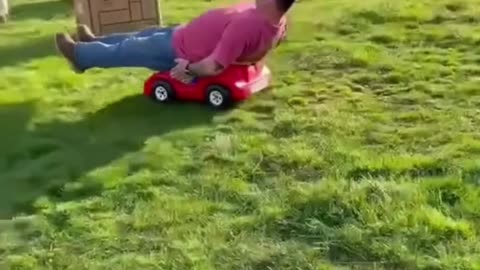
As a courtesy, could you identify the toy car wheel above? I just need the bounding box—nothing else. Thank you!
[206,85,232,109]
[151,81,175,103]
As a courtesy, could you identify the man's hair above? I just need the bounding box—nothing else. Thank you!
[275,0,295,12]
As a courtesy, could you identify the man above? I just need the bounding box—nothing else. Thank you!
[55,0,295,83]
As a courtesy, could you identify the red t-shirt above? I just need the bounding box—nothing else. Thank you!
[172,2,287,68]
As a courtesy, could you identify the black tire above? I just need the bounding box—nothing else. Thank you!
[206,85,232,109]
[151,81,175,103]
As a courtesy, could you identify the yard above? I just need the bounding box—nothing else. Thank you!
[1,0,480,269]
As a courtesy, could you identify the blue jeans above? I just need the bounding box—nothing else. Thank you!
[74,27,177,71]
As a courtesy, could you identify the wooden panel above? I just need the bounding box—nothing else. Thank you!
[95,0,129,11]
[74,0,160,35]
[129,1,142,21]
[99,9,131,25]
[101,19,158,35]
[141,0,158,19]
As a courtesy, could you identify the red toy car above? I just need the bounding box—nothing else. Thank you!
[143,63,272,109]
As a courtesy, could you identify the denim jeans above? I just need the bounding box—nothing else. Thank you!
[74,27,177,71]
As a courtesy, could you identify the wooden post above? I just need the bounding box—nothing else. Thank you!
[158,0,163,26]
[74,0,162,35]
[0,0,8,23]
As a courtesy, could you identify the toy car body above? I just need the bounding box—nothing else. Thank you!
[143,63,272,109]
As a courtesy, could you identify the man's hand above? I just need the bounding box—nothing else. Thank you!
[170,58,194,84]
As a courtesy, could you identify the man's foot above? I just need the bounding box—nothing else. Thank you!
[75,24,96,42]
[54,33,84,73]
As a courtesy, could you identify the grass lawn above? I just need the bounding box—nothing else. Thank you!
[2,0,480,269]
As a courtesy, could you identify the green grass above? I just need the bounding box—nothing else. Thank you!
[2,0,480,269]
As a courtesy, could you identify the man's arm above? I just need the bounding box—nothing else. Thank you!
[185,58,224,77]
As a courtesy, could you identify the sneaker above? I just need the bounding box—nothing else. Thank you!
[76,24,96,42]
[54,33,84,73]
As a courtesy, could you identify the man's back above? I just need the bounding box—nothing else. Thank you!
[172,2,286,67]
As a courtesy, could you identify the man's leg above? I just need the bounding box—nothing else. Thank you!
[55,28,176,72]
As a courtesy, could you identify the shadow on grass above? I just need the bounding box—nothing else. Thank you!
[0,95,216,219]
[10,0,71,21]
[0,35,56,68]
